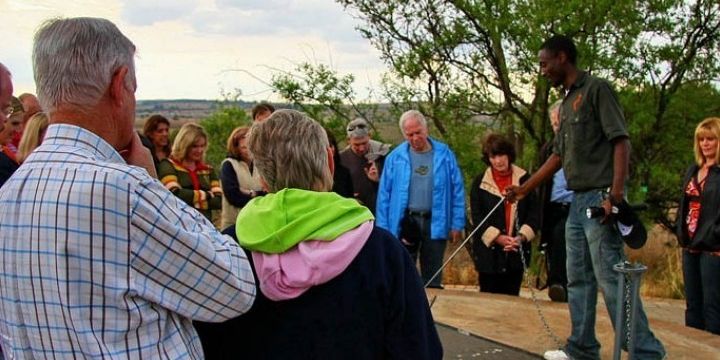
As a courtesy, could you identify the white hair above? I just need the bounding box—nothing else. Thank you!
[32,17,136,113]
[398,109,427,130]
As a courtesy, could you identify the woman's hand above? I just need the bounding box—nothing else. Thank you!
[496,234,519,252]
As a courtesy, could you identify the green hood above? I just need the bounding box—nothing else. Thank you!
[236,188,374,253]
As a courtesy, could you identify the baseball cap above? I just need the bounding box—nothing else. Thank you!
[614,200,647,249]
[346,118,370,138]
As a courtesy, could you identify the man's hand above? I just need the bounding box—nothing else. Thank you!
[504,185,526,203]
[600,190,623,224]
[119,132,157,178]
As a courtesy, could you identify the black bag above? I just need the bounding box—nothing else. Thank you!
[399,214,423,253]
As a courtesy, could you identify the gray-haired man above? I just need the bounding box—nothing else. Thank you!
[0,18,255,359]
[376,110,465,288]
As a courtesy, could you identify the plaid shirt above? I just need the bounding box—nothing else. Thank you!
[0,124,256,359]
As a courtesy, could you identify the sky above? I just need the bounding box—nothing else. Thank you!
[0,0,387,101]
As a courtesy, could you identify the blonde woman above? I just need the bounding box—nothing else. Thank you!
[219,126,265,229]
[157,123,222,220]
[17,112,49,164]
[677,117,720,334]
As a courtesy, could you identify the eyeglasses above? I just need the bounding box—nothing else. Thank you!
[2,106,13,118]
[347,123,367,132]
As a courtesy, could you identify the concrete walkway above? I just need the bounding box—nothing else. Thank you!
[429,286,720,359]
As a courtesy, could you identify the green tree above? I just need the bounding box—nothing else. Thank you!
[199,104,251,170]
[270,62,383,142]
[337,0,720,227]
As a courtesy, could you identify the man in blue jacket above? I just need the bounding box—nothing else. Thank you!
[377,110,466,289]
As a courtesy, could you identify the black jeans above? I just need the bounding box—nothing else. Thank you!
[683,249,720,334]
[402,212,447,288]
[542,202,569,289]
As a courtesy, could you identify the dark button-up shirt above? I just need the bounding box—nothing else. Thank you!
[553,71,628,191]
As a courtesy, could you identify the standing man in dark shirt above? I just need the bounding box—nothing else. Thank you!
[340,117,390,213]
[507,35,665,360]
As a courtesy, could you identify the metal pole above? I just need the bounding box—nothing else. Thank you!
[612,261,648,360]
[628,268,644,359]
[613,269,626,360]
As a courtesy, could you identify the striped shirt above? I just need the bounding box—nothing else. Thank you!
[0,124,256,359]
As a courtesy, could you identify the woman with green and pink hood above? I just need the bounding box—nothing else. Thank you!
[194,110,442,359]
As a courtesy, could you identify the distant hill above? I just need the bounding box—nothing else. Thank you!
[135,99,257,122]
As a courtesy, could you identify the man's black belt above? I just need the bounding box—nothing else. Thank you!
[407,210,431,219]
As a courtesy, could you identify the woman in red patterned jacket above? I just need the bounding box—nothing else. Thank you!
[677,117,720,335]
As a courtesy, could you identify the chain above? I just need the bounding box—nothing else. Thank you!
[517,224,565,350]
[623,271,633,349]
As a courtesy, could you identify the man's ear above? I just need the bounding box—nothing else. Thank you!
[327,146,335,176]
[557,51,568,65]
[109,66,129,107]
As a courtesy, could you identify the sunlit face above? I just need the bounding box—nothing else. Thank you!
[539,49,565,88]
[698,133,718,164]
[236,135,251,161]
[187,136,207,163]
[402,117,430,152]
[489,154,510,173]
[349,135,370,156]
[8,112,23,133]
[549,107,561,134]
[151,123,169,147]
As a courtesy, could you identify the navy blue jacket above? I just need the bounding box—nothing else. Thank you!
[196,226,442,359]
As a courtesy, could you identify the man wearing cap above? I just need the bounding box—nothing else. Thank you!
[506,35,664,360]
[376,110,465,289]
[340,117,390,213]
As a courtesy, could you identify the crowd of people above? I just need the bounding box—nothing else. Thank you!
[0,16,717,360]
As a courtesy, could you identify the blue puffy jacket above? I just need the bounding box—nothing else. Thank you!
[376,138,466,240]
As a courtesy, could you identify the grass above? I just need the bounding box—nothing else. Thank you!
[440,225,685,299]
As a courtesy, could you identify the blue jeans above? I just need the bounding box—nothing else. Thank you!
[682,250,720,334]
[564,190,665,360]
[406,214,447,288]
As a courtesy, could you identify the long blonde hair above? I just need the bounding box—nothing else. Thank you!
[17,112,49,163]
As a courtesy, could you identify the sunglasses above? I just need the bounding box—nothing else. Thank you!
[347,123,367,132]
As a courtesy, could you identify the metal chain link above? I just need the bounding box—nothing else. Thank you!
[516,220,565,350]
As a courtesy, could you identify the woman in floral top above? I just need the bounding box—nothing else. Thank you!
[158,123,222,220]
[677,117,720,335]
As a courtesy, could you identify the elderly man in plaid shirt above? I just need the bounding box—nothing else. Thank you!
[0,18,256,359]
